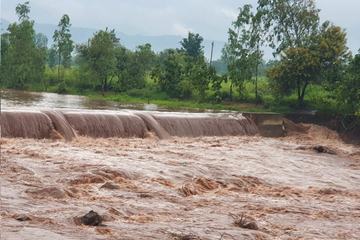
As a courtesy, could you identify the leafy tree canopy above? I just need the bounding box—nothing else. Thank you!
[180,32,204,62]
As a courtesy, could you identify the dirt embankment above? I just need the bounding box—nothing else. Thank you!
[285,113,360,145]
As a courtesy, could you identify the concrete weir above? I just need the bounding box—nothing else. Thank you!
[1,108,259,140]
[243,112,284,138]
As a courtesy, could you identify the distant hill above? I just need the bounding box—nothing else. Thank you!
[1,18,225,60]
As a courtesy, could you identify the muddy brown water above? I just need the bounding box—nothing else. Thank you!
[1,90,360,239]
[0,89,232,113]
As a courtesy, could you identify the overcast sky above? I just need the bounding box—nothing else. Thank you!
[1,0,360,55]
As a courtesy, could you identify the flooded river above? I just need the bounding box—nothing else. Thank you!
[0,89,226,113]
[1,90,360,239]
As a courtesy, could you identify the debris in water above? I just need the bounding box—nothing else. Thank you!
[229,213,258,230]
[313,145,336,155]
[100,183,119,190]
[16,215,30,221]
[81,210,102,226]
[138,193,152,198]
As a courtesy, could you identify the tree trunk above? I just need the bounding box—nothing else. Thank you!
[297,78,301,107]
[44,79,48,91]
[255,44,259,105]
[299,81,309,109]
[255,63,259,105]
[230,82,233,102]
[58,52,61,80]
[104,77,108,92]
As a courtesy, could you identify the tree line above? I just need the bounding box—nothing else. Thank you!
[0,1,359,114]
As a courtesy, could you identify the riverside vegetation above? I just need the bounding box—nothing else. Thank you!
[1,1,359,115]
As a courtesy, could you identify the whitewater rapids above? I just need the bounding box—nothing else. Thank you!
[1,124,360,239]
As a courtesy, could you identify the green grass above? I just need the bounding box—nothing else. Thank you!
[16,68,355,114]
[86,91,267,112]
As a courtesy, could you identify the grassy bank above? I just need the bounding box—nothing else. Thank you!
[17,67,353,114]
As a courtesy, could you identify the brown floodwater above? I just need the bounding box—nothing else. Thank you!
[0,89,157,111]
[1,89,360,239]
[0,89,231,113]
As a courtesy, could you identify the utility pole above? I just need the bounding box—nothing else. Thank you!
[209,41,214,66]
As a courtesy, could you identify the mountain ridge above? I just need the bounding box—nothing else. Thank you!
[1,18,224,60]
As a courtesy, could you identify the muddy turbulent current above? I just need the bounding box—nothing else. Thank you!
[1,111,360,239]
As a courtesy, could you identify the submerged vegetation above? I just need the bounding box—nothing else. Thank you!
[0,1,359,115]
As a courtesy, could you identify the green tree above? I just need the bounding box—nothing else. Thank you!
[34,32,48,49]
[115,44,155,92]
[267,47,321,105]
[156,49,191,99]
[76,28,119,94]
[48,47,58,68]
[222,4,262,101]
[0,33,9,85]
[189,55,209,102]
[335,50,360,114]
[2,2,46,89]
[53,14,73,78]
[250,11,265,104]
[317,21,351,86]
[259,0,350,108]
[34,32,49,89]
[257,0,320,55]
[180,32,204,62]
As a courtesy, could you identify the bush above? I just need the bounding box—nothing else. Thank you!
[56,81,68,94]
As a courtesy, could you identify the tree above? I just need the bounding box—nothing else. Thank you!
[189,55,209,102]
[34,32,49,89]
[267,47,321,106]
[48,47,58,68]
[2,2,46,89]
[0,33,10,85]
[76,28,119,94]
[180,32,204,62]
[115,44,155,92]
[53,14,73,78]
[249,10,265,104]
[222,4,263,101]
[335,50,360,114]
[317,21,351,86]
[156,49,191,99]
[257,0,320,55]
[34,32,48,49]
[259,0,350,108]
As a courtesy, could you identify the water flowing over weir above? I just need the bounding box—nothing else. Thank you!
[1,108,258,140]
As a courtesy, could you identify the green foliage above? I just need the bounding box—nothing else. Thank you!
[47,47,58,68]
[258,0,320,54]
[76,28,119,93]
[53,14,74,73]
[1,1,358,115]
[222,4,264,101]
[209,67,226,104]
[1,2,46,89]
[180,32,204,62]
[57,81,68,94]
[317,21,351,86]
[211,59,228,75]
[334,50,360,113]
[115,44,154,92]
[267,47,321,105]
[189,55,210,101]
[15,1,31,21]
[260,0,350,108]
[156,49,191,99]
